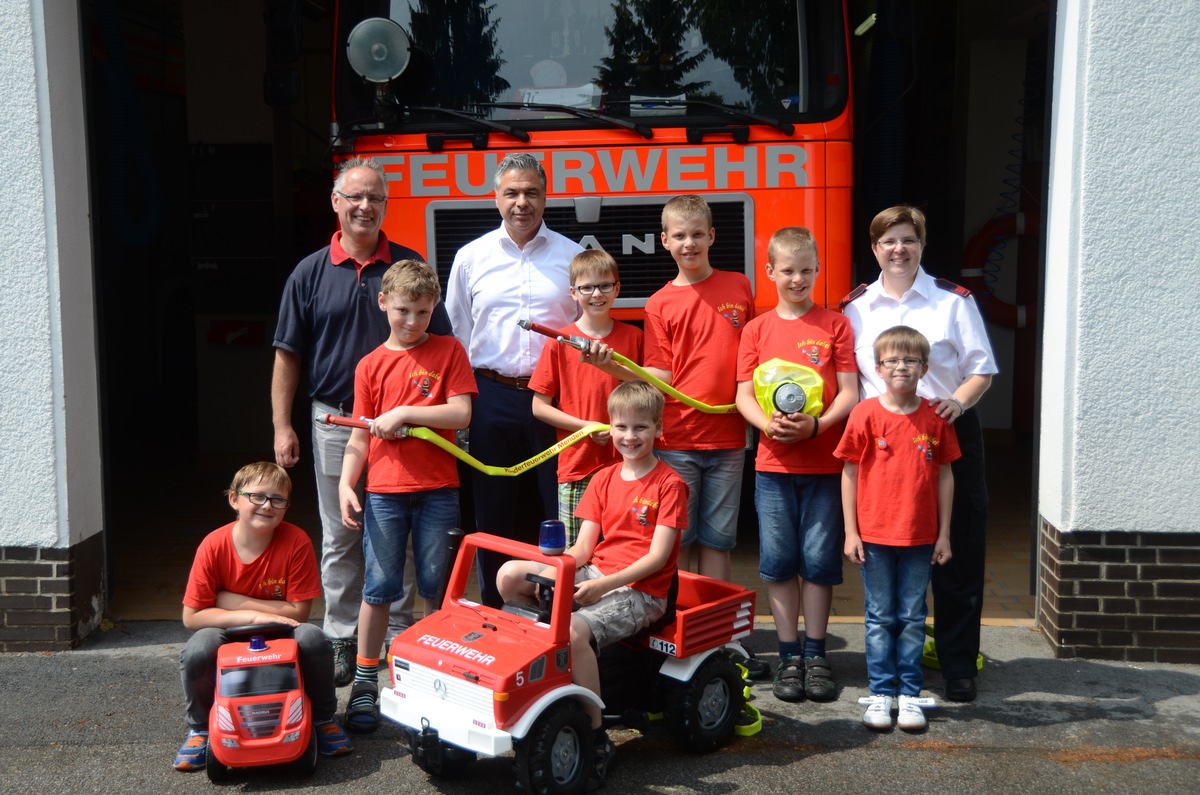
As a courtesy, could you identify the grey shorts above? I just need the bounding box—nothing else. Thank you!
[573,564,667,648]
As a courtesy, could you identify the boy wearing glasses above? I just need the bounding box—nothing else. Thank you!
[338,259,477,733]
[175,462,352,771]
[529,249,643,546]
[735,227,859,703]
[835,326,960,731]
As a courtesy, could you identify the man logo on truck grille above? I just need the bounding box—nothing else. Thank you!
[462,632,483,642]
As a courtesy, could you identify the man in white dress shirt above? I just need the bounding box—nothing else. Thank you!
[446,152,583,606]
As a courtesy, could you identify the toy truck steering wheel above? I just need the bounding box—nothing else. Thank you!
[223,622,296,641]
[526,572,581,612]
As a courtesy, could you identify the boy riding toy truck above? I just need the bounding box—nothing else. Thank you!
[379,531,760,793]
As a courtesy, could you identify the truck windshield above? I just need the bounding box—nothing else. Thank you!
[335,0,847,132]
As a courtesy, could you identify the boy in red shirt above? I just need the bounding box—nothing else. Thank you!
[835,326,960,731]
[529,249,643,546]
[735,227,859,703]
[175,462,352,771]
[338,259,477,733]
[497,381,687,788]
[643,194,753,585]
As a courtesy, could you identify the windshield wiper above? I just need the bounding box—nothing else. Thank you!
[407,106,530,143]
[479,102,653,140]
[609,98,795,136]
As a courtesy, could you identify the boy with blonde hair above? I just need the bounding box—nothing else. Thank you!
[338,259,477,733]
[498,380,686,788]
[735,226,859,702]
[643,194,753,584]
[529,249,644,545]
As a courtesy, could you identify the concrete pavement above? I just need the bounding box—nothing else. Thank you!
[3,619,1198,794]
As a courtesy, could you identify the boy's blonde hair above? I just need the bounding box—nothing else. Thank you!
[227,462,292,498]
[382,259,441,302]
[869,204,927,247]
[569,249,620,285]
[873,325,931,364]
[768,226,819,265]
[607,380,665,425]
[661,194,713,231]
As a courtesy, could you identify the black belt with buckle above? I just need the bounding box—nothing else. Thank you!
[474,368,532,390]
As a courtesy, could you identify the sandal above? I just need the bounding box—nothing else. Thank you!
[344,681,379,734]
[803,655,837,702]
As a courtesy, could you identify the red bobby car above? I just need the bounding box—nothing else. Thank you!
[381,531,761,794]
[205,623,318,783]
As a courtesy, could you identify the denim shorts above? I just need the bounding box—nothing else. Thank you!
[754,471,844,585]
[573,564,666,648]
[655,448,744,551]
[362,488,459,603]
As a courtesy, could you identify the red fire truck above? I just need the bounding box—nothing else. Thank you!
[331,0,852,315]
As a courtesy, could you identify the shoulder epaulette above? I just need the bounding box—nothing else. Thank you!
[934,277,972,298]
[839,283,869,311]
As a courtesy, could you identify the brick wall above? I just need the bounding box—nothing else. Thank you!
[0,533,104,652]
[1037,518,1200,663]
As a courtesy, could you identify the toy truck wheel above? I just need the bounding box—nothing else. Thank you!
[665,653,745,753]
[293,730,318,776]
[514,701,594,795]
[206,756,230,784]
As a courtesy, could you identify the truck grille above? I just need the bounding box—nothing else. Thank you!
[236,701,283,738]
[427,194,753,309]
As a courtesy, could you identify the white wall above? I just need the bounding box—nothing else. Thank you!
[0,1,101,548]
[1040,0,1200,533]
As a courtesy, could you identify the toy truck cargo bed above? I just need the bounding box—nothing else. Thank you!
[646,572,756,659]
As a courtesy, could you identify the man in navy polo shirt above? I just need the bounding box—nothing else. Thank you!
[272,157,451,686]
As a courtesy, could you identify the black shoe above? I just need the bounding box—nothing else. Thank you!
[587,731,616,791]
[802,655,837,702]
[771,656,805,703]
[331,639,357,688]
[738,650,772,680]
[945,677,977,702]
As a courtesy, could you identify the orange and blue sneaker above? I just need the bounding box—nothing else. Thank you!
[314,718,354,756]
[173,729,208,771]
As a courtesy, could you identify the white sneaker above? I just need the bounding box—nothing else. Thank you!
[897,694,936,731]
[858,694,894,729]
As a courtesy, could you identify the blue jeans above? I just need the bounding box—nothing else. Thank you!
[363,488,459,603]
[861,543,933,697]
[754,472,844,585]
[655,448,744,550]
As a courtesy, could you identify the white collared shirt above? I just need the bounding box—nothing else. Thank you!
[842,266,998,399]
[446,222,583,377]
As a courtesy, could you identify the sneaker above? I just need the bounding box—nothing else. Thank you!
[345,680,380,734]
[897,695,935,731]
[173,729,208,771]
[858,694,894,730]
[331,639,356,688]
[587,730,616,791]
[736,650,772,680]
[314,718,354,756]
[771,656,805,703]
[802,655,837,702]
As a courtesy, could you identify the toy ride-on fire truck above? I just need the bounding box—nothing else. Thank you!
[380,531,760,793]
[205,623,317,782]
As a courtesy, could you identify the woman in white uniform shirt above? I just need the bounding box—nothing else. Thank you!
[841,205,997,703]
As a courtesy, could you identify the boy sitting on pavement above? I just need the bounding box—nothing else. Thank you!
[529,249,644,547]
[834,326,960,731]
[175,462,352,771]
[497,380,687,788]
[338,259,476,733]
[735,226,859,703]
